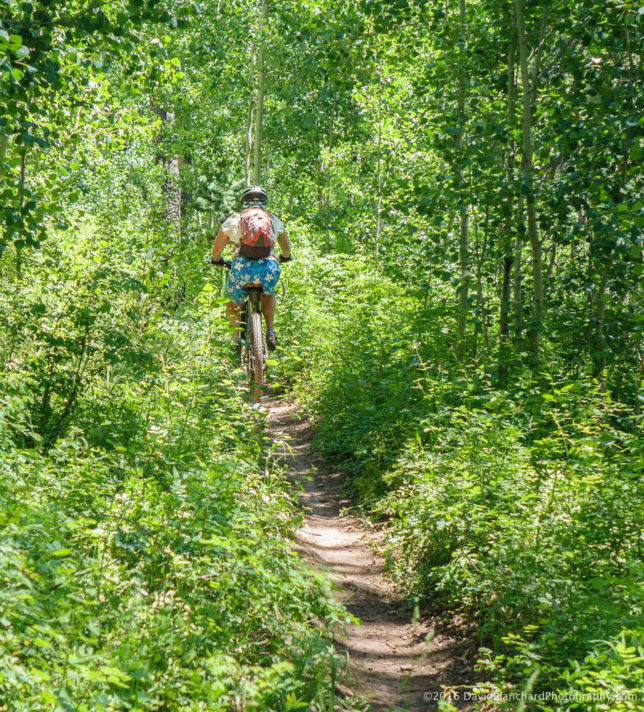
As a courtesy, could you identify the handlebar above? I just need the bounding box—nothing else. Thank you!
[210,255,293,268]
[210,256,231,269]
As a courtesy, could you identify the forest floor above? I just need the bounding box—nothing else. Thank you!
[267,398,478,712]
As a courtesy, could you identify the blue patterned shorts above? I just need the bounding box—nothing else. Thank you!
[226,255,281,305]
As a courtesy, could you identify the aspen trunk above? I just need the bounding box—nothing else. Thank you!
[499,17,517,371]
[473,209,488,357]
[166,149,182,234]
[152,106,183,239]
[245,94,254,186]
[455,0,469,361]
[513,197,524,343]
[16,149,26,281]
[374,109,383,258]
[591,266,609,381]
[513,0,543,361]
[251,0,267,184]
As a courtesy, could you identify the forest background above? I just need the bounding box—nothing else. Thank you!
[0,0,642,710]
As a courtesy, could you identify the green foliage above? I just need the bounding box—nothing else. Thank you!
[477,630,643,711]
[281,254,643,708]
[1,0,642,709]
[0,214,358,709]
[0,437,344,709]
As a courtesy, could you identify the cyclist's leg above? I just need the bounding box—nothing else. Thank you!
[261,294,276,329]
[258,259,280,350]
[226,258,247,341]
[259,259,280,324]
[226,301,241,334]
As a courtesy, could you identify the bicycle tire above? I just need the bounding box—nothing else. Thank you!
[250,310,265,391]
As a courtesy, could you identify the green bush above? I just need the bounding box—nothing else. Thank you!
[0,222,355,711]
[477,629,643,711]
[282,255,644,709]
[0,439,346,710]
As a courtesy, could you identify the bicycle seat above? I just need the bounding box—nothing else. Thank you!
[243,283,263,291]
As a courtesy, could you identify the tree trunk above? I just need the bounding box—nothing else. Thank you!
[166,149,182,233]
[514,0,543,361]
[455,0,469,361]
[251,0,267,184]
[152,106,183,239]
[513,197,524,344]
[16,149,26,281]
[499,15,517,373]
[245,91,254,185]
[374,116,383,258]
[591,266,609,382]
[473,208,488,357]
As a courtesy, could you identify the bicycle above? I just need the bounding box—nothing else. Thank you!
[212,256,290,400]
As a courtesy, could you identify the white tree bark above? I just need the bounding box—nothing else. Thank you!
[251,0,268,184]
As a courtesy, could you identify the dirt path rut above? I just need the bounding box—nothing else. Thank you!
[267,400,475,712]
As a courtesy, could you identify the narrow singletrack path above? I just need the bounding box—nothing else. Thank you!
[267,400,475,712]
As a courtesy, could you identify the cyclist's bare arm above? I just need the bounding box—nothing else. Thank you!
[277,230,291,258]
[211,228,229,262]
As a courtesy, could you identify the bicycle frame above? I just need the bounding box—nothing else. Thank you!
[240,285,263,338]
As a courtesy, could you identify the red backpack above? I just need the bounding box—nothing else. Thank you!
[238,207,276,259]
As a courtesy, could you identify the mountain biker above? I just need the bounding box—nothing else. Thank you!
[210,186,292,351]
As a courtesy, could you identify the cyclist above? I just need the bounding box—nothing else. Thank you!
[211,186,292,351]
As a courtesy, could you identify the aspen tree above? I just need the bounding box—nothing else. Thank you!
[513,0,544,360]
[251,0,268,184]
[455,0,470,361]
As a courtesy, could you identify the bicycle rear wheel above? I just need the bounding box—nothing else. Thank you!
[249,310,265,397]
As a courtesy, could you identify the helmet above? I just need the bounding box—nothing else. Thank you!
[241,185,268,206]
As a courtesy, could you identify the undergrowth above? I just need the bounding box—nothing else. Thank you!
[279,251,644,712]
[0,221,357,712]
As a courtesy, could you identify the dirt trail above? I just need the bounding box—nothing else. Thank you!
[267,400,475,712]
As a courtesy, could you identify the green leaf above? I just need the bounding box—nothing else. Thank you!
[33,638,52,648]
[30,303,47,316]
[50,548,72,558]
